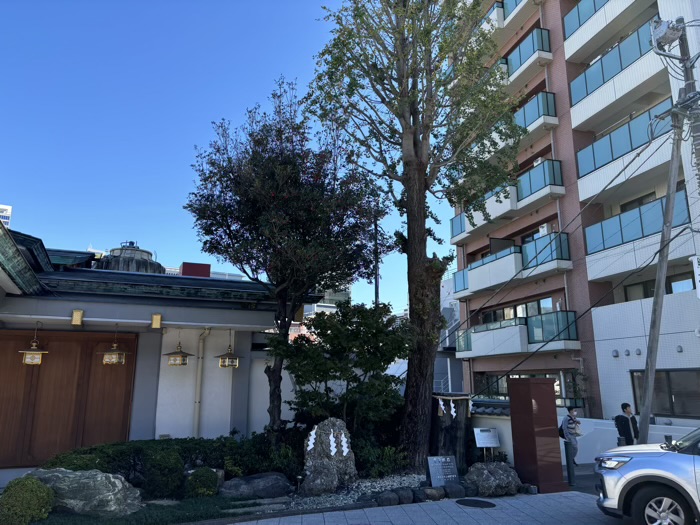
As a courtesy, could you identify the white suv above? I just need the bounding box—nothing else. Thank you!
[595,428,700,525]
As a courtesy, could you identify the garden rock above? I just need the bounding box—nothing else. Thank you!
[443,482,465,499]
[423,487,441,501]
[394,487,414,504]
[412,488,427,503]
[376,490,399,506]
[28,468,141,517]
[463,480,479,497]
[433,486,446,499]
[220,472,292,499]
[300,418,357,496]
[463,462,522,497]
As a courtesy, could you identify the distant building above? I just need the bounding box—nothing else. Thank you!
[165,262,244,281]
[303,288,351,317]
[0,205,12,228]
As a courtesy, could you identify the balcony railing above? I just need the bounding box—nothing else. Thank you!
[456,329,472,353]
[468,246,522,271]
[564,0,609,39]
[506,28,551,76]
[503,0,524,19]
[516,160,563,201]
[570,19,655,106]
[482,2,504,25]
[577,98,672,178]
[454,268,469,293]
[527,311,578,343]
[585,189,690,254]
[451,213,467,238]
[471,317,526,333]
[522,232,570,268]
[515,92,556,129]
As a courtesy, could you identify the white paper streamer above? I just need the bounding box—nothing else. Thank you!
[438,398,446,415]
[329,431,338,456]
[450,400,457,417]
[340,432,349,456]
[307,426,317,451]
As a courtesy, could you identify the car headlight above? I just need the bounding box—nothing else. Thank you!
[597,456,632,469]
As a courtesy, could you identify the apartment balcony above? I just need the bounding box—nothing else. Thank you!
[585,190,692,281]
[515,92,558,149]
[570,20,666,130]
[505,29,552,94]
[521,232,573,278]
[455,311,580,359]
[451,161,564,245]
[482,2,504,31]
[577,98,672,202]
[453,268,470,300]
[468,246,522,295]
[564,0,657,63]
[503,0,541,35]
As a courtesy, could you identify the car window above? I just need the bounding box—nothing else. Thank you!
[675,428,700,454]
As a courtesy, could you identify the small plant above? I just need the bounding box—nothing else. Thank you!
[141,447,185,499]
[185,468,219,498]
[223,457,243,479]
[354,441,409,478]
[0,476,54,525]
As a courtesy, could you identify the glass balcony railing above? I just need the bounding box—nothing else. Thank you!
[516,160,563,201]
[454,268,469,292]
[564,0,609,39]
[471,317,527,333]
[585,189,690,254]
[503,0,524,20]
[527,311,578,343]
[515,92,556,129]
[468,246,522,271]
[522,232,570,268]
[456,329,472,353]
[507,28,551,76]
[451,213,466,238]
[577,98,672,178]
[570,19,655,106]
[483,2,504,25]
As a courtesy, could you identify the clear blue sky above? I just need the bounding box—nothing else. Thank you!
[0,0,452,313]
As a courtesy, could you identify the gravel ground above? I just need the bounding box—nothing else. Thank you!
[288,474,426,510]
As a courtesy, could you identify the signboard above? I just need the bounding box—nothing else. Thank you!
[474,428,501,448]
[426,456,459,487]
[691,256,700,300]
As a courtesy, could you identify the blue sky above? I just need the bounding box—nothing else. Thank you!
[0,0,452,313]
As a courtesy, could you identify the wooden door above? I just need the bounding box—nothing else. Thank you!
[0,330,138,467]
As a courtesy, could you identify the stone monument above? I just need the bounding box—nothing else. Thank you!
[300,417,357,496]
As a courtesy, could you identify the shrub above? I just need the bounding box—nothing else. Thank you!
[0,476,54,525]
[354,440,409,478]
[185,468,219,498]
[42,452,101,472]
[141,447,185,499]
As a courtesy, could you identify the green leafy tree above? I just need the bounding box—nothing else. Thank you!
[186,80,390,433]
[280,301,410,434]
[311,0,523,466]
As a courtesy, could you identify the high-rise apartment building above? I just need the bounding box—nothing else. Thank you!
[452,0,700,421]
[0,205,12,228]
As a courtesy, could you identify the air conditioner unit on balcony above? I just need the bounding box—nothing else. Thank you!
[533,157,543,166]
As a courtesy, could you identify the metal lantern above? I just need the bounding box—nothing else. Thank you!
[215,330,239,368]
[163,331,193,366]
[99,324,128,365]
[19,322,47,365]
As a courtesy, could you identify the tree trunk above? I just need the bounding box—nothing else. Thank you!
[400,164,446,469]
[265,298,293,435]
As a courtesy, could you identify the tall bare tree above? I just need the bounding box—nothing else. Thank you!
[311,0,522,466]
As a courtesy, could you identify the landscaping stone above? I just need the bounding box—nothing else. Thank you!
[412,488,427,503]
[376,490,399,506]
[423,488,441,501]
[443,482,465,499]
[299,418,357,496]
[220,472,293,499]
[463,462,522,497]
[433,486,446,499]
[28,468,141,518]
[394,487,414,504]
[463,480,479,497]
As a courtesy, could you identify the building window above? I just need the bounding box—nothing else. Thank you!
[631,369,700,418]
[479,296,553,326]
[623,272,696,301]
[620,192,656,213]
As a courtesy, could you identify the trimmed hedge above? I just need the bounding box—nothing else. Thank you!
[0,476,54,525]
[185,468,218,498]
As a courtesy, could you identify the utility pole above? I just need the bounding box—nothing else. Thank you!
[638,17,698,444]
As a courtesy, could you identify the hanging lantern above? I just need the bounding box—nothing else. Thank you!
[163,330,193,366]
[98,324,128,365]
[19,322,47,365]
[215,330,239,368]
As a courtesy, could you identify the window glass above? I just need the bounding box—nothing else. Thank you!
[539,297,553,313]
[585,61,604,94]
[601,216,622,249]
[621,192,656,212]
[516,304,527,318]
[624,283,647,302]
[577,0,595,27]
[529,163,545,193]
[668,273,695,294]
[651,99,673,137]
[524,97,540,126]
[527,301,539,317]
[503,306,515,320]
[629,112,651,149]
[517,172,531,199]
[641,199,663,236]
[593,136,613,169]
[520,34,535,63]
[672,190,690,226]
[620,209,643,243]
[585,223,604,254]
[564,10,579,39]
[619,32,641,68]
[601,49,622,82]
[577,146,595,177]
[670,371,700,417]
[610,126,632,159]
[639,22,653,55]
[594,0,608,10]
[633,371,672,415]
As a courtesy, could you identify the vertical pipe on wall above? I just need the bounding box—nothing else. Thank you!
[193,327,211,437]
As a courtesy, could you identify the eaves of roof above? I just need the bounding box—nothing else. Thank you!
[0,224,44,295]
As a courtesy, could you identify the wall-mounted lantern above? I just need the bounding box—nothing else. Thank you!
[19,322,47,365]
[98,324,128,365]
[163,330,193,366]
[215,329,239,369]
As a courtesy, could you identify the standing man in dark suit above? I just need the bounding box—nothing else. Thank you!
[614,402,639,446]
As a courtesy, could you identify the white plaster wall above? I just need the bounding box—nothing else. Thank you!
[247,354,296,435]
[471,415,515,465]
[592,291,700,425]
[155,328,234,439]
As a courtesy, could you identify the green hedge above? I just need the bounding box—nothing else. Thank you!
[0,476,55,525]
[185,468,218,498]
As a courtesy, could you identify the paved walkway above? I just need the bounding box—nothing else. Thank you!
[231,491,621,525]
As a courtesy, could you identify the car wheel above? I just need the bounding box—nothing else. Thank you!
[631,486,692,525]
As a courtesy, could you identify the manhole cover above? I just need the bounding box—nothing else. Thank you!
[455,499,497,509]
